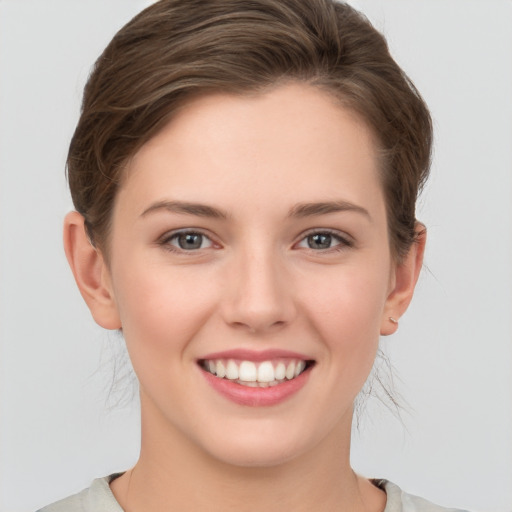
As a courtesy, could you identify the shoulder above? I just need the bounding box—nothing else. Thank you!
[36,475,123,512]
[375,480,471,512]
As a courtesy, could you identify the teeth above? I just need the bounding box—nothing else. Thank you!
[275,362,286,380]
[226,360,239,380]
[257,361,275,382]
[285,362,296,380]
[242,381,258,387]
[203,358,309,385]
[239,361,257,382]
[216,360,226,378]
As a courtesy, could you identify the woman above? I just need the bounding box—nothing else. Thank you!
[39,0,466,510]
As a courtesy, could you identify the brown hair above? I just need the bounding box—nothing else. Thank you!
[68,0,432,260]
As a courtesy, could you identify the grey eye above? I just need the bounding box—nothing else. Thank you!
[171,232,212,250]
[307,233,333,249]
[177,233,203,249]
[296,230,352,252]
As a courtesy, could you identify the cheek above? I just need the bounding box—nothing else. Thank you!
[110,259,218,361]
[299,261,390,376]
[302,262,389,332]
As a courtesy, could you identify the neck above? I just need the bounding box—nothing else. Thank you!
[110,396,385,512]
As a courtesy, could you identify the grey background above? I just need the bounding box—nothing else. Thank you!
[1,1,511,511]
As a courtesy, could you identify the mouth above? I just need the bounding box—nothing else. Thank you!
[198,358,316,388]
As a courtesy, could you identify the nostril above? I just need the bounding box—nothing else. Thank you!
[231,319,287,334]
[220,263,296,332]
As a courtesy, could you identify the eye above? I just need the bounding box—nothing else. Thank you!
[296,230,353,251]
[161,230,214,251]
[305,233,335,250]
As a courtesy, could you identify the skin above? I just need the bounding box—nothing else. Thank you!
[64,83,425,512]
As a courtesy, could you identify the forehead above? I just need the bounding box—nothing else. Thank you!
[120,83,383,217]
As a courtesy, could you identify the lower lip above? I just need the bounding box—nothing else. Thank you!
[200,367,312,407]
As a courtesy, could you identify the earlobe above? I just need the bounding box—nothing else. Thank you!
[63,211,121,330]
[380,223,426,336]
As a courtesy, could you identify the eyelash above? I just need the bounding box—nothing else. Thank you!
[295,229,354,252]
[157,228,354,254]
[158,229,216,253]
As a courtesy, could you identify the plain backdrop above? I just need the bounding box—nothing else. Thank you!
[0,1,511,511]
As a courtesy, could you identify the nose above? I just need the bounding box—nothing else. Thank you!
[221,245,296,334]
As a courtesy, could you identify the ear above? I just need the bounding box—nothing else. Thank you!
[380,223,426,335]
[63,211,121,330]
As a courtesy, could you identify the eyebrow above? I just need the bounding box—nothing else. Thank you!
[140,199,370,221]
[140,200,228,219]
[287,200,371,220]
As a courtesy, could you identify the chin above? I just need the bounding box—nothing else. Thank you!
[210,441,305,469]
[192,418,325,469]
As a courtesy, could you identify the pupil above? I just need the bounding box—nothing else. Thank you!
[179,233,202,249]
[309,233,331,249]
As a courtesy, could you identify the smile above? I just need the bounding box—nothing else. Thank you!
[200,358,313,388]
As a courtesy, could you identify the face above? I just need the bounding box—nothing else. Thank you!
[103,83,401,467]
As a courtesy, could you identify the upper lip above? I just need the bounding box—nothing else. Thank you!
[199,348,312,362]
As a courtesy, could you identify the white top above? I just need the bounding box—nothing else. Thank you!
[37,475,470,512]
